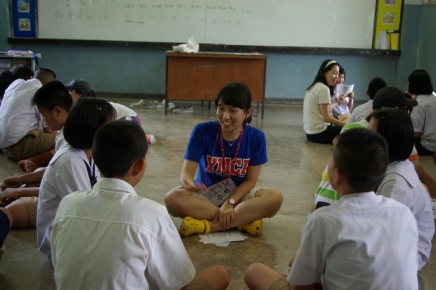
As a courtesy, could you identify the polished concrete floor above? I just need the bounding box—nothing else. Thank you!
[0,101,435,289]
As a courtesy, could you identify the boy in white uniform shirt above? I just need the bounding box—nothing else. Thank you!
[244,128,419,290]
[0,68,56,160]
[51,120,229,290]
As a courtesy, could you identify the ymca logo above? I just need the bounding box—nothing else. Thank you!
[206,155,250,177]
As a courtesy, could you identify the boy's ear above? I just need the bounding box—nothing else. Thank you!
[334,168,345,184]
[52,105,63,117]
[131,157,146,177]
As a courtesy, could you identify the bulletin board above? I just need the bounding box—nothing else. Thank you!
[373,0,404,49]
[10,0,36,38]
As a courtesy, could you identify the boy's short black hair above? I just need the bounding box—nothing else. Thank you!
[0,70,15,97]
[367,77,387,99]
[64,97,116,150]
[339,65,346,79]
[370,109,414,162]
[333,128,388,192]
[34,68,56,85]
[214,82,252,124]
[32,81,73,112]
[93,120,148,178]
[12,64,34,80]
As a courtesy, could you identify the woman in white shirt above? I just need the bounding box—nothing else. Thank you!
[303,60,346,144]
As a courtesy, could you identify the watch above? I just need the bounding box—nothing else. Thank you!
[227,198,236,206]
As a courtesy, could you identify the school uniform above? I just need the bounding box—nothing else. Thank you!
[288,192,419,290]
[51,178,196,290]
[37,142,99,257]
[377,160,435,270]
[410,94,436,154]
[0,78,55,160]
[348,100,373,123]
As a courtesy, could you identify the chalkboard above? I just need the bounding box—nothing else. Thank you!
[37,0,377,49]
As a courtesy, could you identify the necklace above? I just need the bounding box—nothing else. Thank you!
[226,140,236,147]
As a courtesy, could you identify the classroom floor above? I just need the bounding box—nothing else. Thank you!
[0,101,435,290]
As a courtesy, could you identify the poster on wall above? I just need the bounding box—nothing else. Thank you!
[11,0,36,37]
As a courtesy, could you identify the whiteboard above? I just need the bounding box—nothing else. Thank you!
[37,0,376,49]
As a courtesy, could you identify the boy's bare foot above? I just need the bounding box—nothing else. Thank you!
[18,160,37,173]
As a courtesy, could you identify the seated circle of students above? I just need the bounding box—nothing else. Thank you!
[51,120,230,290]
[165,82,283,237]
[407,69,436,155]
[303,60,346,144]
[37,97,115,258]
[64,78,156,144]
[0,68,57,161]
[330,65,354,122]
[348,77,387,123]
[244,128,419,290]
[369,108,434,271]
[0,81,72,229]
[314,86,422,207]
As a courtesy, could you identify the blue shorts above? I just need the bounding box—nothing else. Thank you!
[0,210,11,249]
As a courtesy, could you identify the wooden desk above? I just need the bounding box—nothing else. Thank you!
[165,51,267,118]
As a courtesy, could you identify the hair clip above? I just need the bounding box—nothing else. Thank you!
[95,105,102,111]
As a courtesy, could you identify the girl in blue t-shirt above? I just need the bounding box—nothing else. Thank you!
[165,83,283,237]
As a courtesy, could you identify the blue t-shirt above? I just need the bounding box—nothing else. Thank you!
[184,121,267,187]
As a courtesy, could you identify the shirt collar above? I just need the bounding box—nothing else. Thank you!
[93,177,138,196]
[386,160,419,187]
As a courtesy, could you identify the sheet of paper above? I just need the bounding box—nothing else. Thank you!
[199,230,247,245]
[335,84,354,99]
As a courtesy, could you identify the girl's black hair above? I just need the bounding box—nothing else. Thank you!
[307,59,339,96]
[370,108,414,162]
[408,69,434,95]
[214,82,252,124]
[64,97,116,150]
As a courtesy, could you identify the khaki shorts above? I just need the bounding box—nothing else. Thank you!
[21,197,38,228]
[268,278,290,290]
[3,129,55,160]
[185,277,214,290]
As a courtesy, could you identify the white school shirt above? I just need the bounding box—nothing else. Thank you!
[51,178,196,290]
[303,82,331,134]
[37,142,100,257]
[287,192,419,290]
[410,94,436,152]
[348,100,373,123]
[377,160,435,270]
[110,102,137,120]
[0,78,44,148]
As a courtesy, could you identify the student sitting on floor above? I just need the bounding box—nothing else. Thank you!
[51,120,230,290]
[0,68,57,161]
[0,81,72,229]
[37,97,115,258]
[369,108,434,271]
[244,128,419,290]
[347,77,387,123]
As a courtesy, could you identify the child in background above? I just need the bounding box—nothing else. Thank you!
[348,77,387,123]
[330,66,354,122]
[244,128,419,290]
[51,120,230,290]
[0,68,57,161]
[370,108,434,271]
[37,97,115,258]
[407,69,436,155]
[0,81,72,229]
[65,79,156,144]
